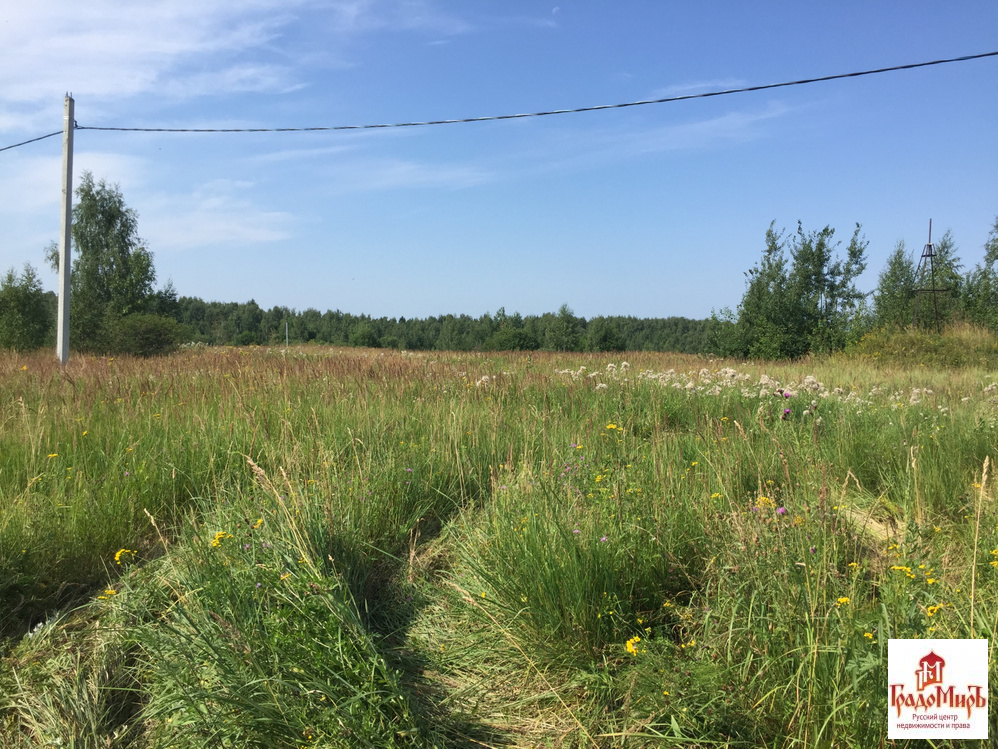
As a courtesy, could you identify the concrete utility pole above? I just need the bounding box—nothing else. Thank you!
[56,94,75,364]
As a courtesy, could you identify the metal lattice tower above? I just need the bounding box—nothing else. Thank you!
[912,219,944,331]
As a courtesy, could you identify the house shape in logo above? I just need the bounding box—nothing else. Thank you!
[915,651,945,691]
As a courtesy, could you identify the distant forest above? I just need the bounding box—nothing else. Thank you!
[171,299,721,353]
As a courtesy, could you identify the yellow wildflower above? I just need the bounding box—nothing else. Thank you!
[211,531,232,548]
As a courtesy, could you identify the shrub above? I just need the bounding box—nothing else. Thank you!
[109,314,180,357]
[481,327,540,351]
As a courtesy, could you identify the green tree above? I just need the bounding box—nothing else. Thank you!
[483,306,540,351]
[734,224,797,359]
[961,215,998,331]
[0,264,53,351]
[349,321,380,348]
[583,317,625,352]
[544,304,583,352]
[47,172,158,351]
[732,222,868,359]
[787,223,868,352]
[873,240,917,328]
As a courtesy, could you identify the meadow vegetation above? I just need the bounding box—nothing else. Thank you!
[1,341,997,747]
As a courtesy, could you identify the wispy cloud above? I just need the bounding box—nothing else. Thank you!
[323,156,494,193]
[0,1,309,104]
[249,144,361,164]
[623,101,790,153]
[651,78,748,99]
[491,101,794,179]
[161,65,308,99]
[0,150,148,216]
[0,0,480,138]
[320,0,474,35]
[141,179,294,251]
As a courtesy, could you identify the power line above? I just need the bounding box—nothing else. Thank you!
[72,50,998,134]
[2,50,996,150]
[0,130,62,153]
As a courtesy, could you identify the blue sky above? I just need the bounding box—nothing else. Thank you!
[2,2,996,320]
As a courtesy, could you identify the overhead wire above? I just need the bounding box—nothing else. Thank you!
[2,50,997,150]
[0,130,63,153]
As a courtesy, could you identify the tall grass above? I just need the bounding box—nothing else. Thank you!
[2,345,997,746]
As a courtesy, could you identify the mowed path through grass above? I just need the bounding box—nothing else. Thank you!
[1,346,997,747]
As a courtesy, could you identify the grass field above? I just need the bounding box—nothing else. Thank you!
[1,345,997,747]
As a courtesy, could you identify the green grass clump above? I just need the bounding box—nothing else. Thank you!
[134,495,420,748]
[847,322,998,369]
[2,475,423,748]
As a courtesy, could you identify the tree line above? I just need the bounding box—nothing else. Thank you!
[2,172,996,357]
[711,218,998,359]
[168,298,716,353]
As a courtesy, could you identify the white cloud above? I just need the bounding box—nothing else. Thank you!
[0,1,308,104]
[0,154,63,216]
[323,157,493,193]
[161,65,307,99]
[140,179,294,251]
[320,0,474,36]
[0,150,148,222]
[72,151,151,191]
[0,0,479,141]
